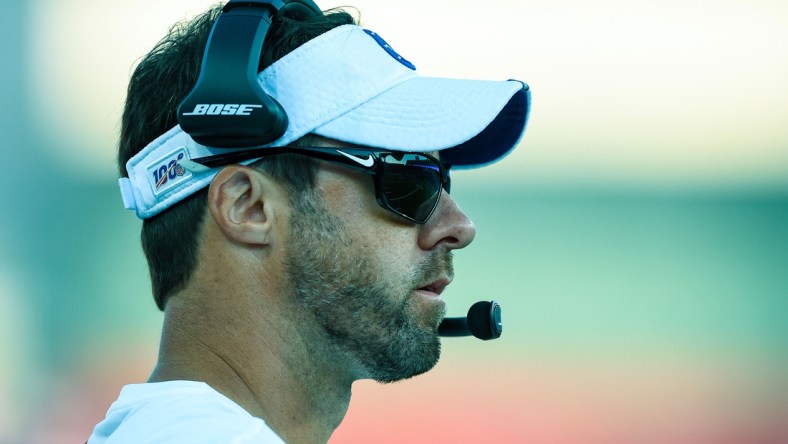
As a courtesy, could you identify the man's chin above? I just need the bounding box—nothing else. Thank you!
[368,327,442,384]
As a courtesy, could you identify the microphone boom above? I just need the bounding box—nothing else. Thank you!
[438,300,502,340]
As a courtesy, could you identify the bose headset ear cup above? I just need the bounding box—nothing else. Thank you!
[177,0,326,148]
[178,0,325,148]
[282,0,322,20]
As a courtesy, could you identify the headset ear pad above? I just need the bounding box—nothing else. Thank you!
[282,0,323,20]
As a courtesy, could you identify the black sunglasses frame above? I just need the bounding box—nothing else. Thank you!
[192,146,452,224]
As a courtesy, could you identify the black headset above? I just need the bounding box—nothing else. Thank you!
[177,0,323,149]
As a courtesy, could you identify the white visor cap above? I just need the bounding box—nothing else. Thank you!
[119,25,531,219]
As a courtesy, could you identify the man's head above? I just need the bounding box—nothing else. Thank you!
[120,1,529,383]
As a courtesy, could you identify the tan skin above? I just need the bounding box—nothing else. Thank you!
[148,141,476,444]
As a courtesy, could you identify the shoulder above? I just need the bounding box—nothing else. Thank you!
[88,381,285,444]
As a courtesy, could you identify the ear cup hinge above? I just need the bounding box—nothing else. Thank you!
[222,0,286,14]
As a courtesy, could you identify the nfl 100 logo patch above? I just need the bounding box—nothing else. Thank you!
[146,147,192,195]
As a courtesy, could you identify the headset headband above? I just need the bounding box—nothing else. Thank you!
[177,0,322,148]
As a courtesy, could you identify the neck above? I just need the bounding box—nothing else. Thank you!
[149,287,353,444]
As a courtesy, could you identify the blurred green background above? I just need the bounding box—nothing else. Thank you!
[1,0,786,443]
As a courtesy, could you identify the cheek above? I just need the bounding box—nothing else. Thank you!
[317,168,422,277]
[317,168,372,222]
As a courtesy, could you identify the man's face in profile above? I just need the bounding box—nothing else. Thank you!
[282,156,457,383]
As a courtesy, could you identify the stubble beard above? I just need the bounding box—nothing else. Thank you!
[283,194,450,383]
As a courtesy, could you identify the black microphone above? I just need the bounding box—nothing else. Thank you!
[438,300,502,340]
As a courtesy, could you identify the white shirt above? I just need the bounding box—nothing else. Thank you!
[88,380,286,443]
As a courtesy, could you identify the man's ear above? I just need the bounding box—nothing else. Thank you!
[207,165,284,246]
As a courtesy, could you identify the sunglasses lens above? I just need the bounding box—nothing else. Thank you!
[380,154,444,223]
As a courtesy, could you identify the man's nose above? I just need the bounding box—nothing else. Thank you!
[418,190,476,251]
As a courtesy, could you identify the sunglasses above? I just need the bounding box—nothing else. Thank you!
[191,146,451,224]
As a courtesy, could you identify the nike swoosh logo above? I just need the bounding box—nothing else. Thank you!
[337,150,374,167]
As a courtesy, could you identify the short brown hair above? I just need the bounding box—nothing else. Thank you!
[119,5,356,309]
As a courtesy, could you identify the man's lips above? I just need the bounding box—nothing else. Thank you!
[416,278,452,297]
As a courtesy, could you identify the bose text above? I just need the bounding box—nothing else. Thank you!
[183,104,264,116]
